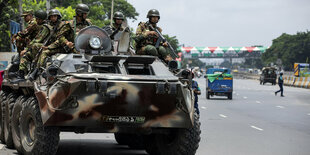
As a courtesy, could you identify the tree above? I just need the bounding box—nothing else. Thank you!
[262,31,310,70]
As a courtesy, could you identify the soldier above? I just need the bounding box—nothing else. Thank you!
[11,10,41,54]
[103,11,127,40]
[36,9,74,69]
[135,9,172,62]
[20,10,48,57]
[13,9,68,82]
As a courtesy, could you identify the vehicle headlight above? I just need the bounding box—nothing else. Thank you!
[89,36,102,49]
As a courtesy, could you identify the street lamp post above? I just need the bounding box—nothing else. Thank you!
[110,0,114,26]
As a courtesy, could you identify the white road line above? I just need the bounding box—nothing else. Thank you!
[256,101,261,104]
[307,113,310,116]
[0,144,4,150]
[243,96,248,99]
[201,106,207,109]
[219,114,227,118]
[236,93,239,96]
[276,106,285,109]
[251,125,264,131]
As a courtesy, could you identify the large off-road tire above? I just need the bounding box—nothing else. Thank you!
[0,90,9,143]
[145,112,201,155]
[114,133,129,145]
[20,97,60,155]
[4,93,18,148]
[114,133,145,149]
[12,95,28,153]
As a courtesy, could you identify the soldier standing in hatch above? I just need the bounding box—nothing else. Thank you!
[103,11,127,40]
[11,10,41,54]
[66,4,92,44]
[135,9,172,62]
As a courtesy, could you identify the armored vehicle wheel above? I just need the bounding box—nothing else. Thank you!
[20,97,60,155]
[4,93,18,148]
[0,91,9,143]
[114,133,129,145]
[12,95,28,153]
[145,112,201,155]
[114,133,145,149]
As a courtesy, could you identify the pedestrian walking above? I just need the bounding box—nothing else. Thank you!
[275,72,284,97]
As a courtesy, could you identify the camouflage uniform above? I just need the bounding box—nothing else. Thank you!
[13,18,42,53]
[37,20,73,68]
[69,17,92,37]
[135,21,169,59]
[19,24,51,73]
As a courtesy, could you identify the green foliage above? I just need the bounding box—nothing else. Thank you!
[55,6,75,21]
[0,0,18,52]
[22,0,46,12]
[262,31,310,70]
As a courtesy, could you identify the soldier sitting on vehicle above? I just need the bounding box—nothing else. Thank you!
[36,9,76,69]
[11,10,48,82]
[13,9,72,82]
[11,10,42,54]
[135,9,172,62]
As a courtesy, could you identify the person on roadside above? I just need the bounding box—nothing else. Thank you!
[192,72,201,115]
[275,72,284,97]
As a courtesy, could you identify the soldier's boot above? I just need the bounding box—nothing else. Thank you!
[12,70,25,83]
[28,68,38,82]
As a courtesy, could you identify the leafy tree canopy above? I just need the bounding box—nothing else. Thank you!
[262,31,310,70]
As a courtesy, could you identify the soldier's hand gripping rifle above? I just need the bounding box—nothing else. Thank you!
[28,24,58,81]
[148,24,179,58]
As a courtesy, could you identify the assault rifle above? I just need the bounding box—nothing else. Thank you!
[28,22,59,81]
[148,24,179,58]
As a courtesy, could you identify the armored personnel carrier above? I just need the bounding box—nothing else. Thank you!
[0,26,201,155]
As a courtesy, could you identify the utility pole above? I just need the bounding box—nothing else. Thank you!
[46,0,51,11]
[110,0,114,26]
[18,0,24,30]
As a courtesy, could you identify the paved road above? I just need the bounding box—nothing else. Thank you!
[1,78,310,155]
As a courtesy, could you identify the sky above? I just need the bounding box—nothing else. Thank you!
[126,0,310,47]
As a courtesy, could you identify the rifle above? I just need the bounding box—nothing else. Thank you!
[28,22,59,81]
[148,24,179,58]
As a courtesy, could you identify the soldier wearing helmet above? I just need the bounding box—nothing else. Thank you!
[36,8,77,69]
[11,10,42,54]
[103,11,128,40]
[61,3,92,54]
[135,9,172,62]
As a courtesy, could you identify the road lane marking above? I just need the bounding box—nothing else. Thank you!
[201,106,207,109]
[256,101,261,104]
[219,114,227,118]
[0,144,4,150]
[243,96,248,99]
[251,125,264,131]
[236,93,239,96]
[276,106,285,109]
[307,113,310,116]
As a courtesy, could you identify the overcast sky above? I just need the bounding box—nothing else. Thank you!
[126,0,310,47]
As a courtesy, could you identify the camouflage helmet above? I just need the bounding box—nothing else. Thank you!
[113,11,124,20]
[48,9,62,19]
[147,9,160,19]
[76,3,90,14]
[35,10,47,20]
[21,10,33,17]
